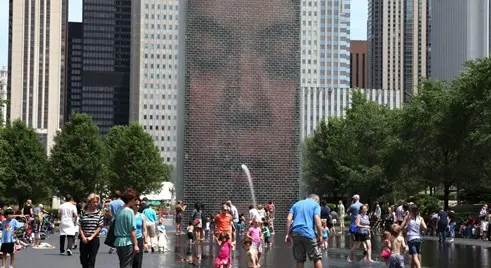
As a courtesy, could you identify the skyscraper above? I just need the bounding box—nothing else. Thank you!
[431,0,489,81]
[130,0,180,166]
[0,66,7,124]
[7,0,68,151]
[368,0,431,102]
[66,22,83,118]
[81,0,132,134]
[350,40,368,88]
[302,0,351,88]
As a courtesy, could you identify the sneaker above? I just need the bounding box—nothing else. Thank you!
[60,251,65,255]
[108,248,115,254]
[72,244,77,249]
[151,247,155,253]
[67,249,72,256]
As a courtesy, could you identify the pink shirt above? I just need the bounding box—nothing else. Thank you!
[249,226,262,243]
[218,240,231,259]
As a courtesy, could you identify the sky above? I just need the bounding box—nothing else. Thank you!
[0,0,368,68]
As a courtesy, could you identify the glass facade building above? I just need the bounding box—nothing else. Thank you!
[67,22,83,118]
[81,0,132,134]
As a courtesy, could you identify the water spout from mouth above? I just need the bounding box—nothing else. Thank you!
[241,164,257,209]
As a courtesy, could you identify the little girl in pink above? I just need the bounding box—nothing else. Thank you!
[380,231,392,268]
[247,219,263,265]
[214,232,232,268]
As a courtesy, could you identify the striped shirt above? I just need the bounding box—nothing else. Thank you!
[79,210,104,237]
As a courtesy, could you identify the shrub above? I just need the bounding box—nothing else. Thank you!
[408,194,440,217]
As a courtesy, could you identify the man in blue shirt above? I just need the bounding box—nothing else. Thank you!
[142,204,158,252]
[108,190,125,254]
[348,194,363,222]
[285,194,323,268]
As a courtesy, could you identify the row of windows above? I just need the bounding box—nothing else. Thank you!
[144,24,177,30]
[144,14,178,20]
[144,43,178,50]
[144,3,178,11]
[143,115,177,120]
[144,54,177,60]
[143,104,177,110]
[144,34,178,40]
[143,93,178,100]
[144,125,177,131]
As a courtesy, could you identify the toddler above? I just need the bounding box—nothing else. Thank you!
[321,221,329,250]
[243,239,258,268]
[187,220,194,245]
[157,217,168,252]
[205,216,211,239]
[238,214,246,235]
[449,219,456,242]
[247,219,263,264]
[380,231,391,268]
[262,220,272,247]
[214,232,232,268]
[1,209,21,268]
[389,224,408,268]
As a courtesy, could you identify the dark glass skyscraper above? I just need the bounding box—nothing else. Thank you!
[81,0,131,134]
[67,22,83,118]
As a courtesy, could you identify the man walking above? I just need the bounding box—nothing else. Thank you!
[143,204,158,252]
[285,194,323,268]
[59,194,78,256]
[108,191,124,254]
[348,194,363,235]
[227,201,239,242]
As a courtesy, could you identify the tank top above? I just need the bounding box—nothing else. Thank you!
[407,216,421,241]
[357,214,370,234]
[135,213,143,239]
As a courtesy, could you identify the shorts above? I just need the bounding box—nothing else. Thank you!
[408,239,422,255]
[355,233,369,242]
[481,221,488,232]
[380,250,391,260]
[252,241,262,253]
[389,253,405,268]
[175,214,182,224]
[1,243,14,255]
[291,232,322,263]
[187,232,194,241]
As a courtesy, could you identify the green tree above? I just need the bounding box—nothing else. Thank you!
[105,122,172,194]
[303,90,403,203]
[0,120,50,207]
[49,113,107,201]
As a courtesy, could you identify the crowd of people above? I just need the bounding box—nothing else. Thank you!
[2,191,491,268]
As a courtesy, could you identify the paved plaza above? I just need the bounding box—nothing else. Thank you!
[12,222,491,268]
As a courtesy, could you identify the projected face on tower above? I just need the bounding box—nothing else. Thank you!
[185,0,300,214]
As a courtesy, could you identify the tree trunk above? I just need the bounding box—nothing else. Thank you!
[444,184,450,210]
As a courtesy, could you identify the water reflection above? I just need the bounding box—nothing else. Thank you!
[160,233,491,267]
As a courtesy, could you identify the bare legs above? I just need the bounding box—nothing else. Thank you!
[411,254,421,268]
[348,241,361,261]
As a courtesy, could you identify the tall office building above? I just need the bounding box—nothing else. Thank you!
[0,66,7,124]
[7,0,68,151]
[66,22,83,118]
[130,0,180,166]
[350,40,368,88]
[368,0,431,102]
[432,0,490,81]
[81,0,132,134]
[302,87,401,137]
[302,0,351,88]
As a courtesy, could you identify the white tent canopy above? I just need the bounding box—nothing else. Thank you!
[141,181,175,201]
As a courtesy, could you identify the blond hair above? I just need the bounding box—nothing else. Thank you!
[87,193,100,203]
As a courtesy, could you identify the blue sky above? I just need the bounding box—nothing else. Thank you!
[0,0,367,68]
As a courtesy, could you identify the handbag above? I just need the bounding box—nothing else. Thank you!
[349,222,357,234]
[104,219,117,247]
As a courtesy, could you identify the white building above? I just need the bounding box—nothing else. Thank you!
[130,0,179,166]
[302,87,402,137]
[0,66,7,124]
[8,0,68,151]
[302,0,351,88]
[431,0,490,81]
